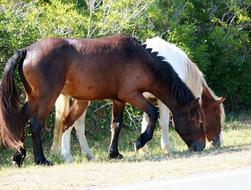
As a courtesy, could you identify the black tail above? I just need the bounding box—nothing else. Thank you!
[0,49,27,150]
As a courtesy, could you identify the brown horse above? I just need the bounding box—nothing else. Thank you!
[51,38,225,162]
[0,35,206,166]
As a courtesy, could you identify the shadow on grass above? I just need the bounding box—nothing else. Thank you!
[1,142,251,169]
[118,143,251,163]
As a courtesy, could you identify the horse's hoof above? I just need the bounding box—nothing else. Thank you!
[86,154,95,161]
[109,152,124,159]
[36,159,53,166]
[12,148,26,167]
[12,160,22,167]
[64,156,74,163]
[50,145,61,156]
[12,157,23,167]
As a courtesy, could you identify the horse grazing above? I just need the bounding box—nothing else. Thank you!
[0,35,206,166]
[142,37,225,151]
[51,37,225,162]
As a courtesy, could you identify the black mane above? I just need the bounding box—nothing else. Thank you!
[129,37,195,106]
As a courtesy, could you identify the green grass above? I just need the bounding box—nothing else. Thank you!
[0,113,250,168]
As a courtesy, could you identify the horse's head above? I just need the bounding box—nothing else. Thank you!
[203,97,225,146]
[174,98,206,151]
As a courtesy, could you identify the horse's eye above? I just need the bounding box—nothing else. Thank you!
[215,117,220,122]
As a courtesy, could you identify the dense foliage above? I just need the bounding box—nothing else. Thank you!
[0,0,250,116]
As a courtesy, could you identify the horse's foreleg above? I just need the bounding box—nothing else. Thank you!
[109,100,125,159]
[139,113,150,152]
[141,112,149,134]
[74,108,94,160]
[158,100,172,153]
[125,92,158,150]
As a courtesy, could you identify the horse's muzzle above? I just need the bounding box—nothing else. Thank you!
[211,135,222,147]
[189,141,205,152]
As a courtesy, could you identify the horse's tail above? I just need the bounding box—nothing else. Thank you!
[0,49,27,150]
[50,94,70,155]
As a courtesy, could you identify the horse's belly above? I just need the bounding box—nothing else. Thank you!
[61,79,116,100]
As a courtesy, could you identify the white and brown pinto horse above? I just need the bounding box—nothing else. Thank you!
[50,37,225,163]
[142,37,225,152]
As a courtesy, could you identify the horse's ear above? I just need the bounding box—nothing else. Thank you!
[190,97,200,109]
[214,97,225,106]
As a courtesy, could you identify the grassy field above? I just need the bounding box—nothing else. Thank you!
[0,112,251,189]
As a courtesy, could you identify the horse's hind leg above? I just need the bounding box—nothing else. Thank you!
[60,100,89,162]
[122,92,158,150]
[31,97,59,165]
[30,116,52,165]
[62,100,89,131]
[12,101,34,167]
[51,94,70,155]
[109,100,125,159]
[74,107,94,160]
[61,125,74,163]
